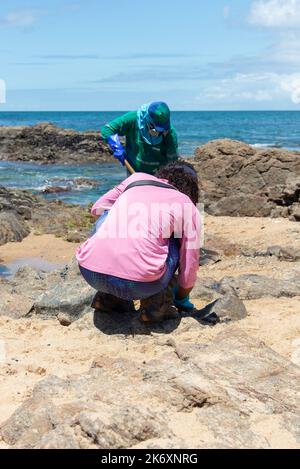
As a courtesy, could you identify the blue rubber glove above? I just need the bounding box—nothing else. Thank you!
[174,296,195,312]
[107,134,126,166]
[173,287,195,312]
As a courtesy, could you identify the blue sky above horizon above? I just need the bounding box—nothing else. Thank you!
[0,0,300,111]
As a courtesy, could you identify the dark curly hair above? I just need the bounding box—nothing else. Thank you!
[155,160,199,205]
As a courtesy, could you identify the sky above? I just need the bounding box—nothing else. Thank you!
[0,0,300,110]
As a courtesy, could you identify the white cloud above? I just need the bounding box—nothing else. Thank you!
[0,10,44,29]
[201,72,300,105]
[278,73,300,102]
[248,0,300,27]
[246,2,300,69]
[0,79,6,104]
[203,73,277,102]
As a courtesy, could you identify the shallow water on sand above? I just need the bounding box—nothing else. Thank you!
[0,257,63,280]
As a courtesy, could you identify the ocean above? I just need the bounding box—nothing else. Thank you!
[0,111,299,205]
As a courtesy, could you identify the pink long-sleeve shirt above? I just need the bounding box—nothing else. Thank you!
[76,173,200,289]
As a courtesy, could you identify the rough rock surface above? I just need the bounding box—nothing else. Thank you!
[2,255,299,323]
[0,265,62,318]
[194,139,300,220]
[192,273,300,301]
[242,245,300,262]
[0,212,30,246]
[0,186,36,245]
[0,186,93,246]
[0,186,35,220]
[42,186,72,194]
[0,123,113,164]
[31,259,95,322]
[194,295,248,322]
[42,177,99,194]
[1,329,299,449]
[23,258,248,326]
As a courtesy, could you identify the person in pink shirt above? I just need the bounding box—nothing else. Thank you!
[76,160,200,323]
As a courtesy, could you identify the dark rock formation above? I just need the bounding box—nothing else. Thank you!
[192,273,300,301]
[1,252,299,323]
[0,123,113,164]
[1,329,299,448]
[194,295,248,322]
[0,186,93,246]
[0,212,30,245]
[41,177,99,194]
[42,186,72,194]
[0,186,36,245]
[193,139,300,220]
[242,245,300,262]
[0,186,36,220]
[31,259,94,322]
[0,265,63,319]
[72,178,99,187]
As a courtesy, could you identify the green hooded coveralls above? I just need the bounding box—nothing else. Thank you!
[101,111,179,175]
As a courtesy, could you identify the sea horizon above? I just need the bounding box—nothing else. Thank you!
[1,109,300,113]
[1,110,300,155]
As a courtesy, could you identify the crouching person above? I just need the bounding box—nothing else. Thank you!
[76,161,200,323]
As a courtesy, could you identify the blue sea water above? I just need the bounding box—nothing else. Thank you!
[1,110,300,154]
[0,111,299,205]
[0,160,124,205]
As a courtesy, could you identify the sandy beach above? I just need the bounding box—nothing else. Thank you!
[0,213,299,449]
[0,233,79,265]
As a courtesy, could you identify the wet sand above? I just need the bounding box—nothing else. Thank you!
[0,233,79,266]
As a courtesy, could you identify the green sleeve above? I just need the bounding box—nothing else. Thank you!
[101,111,137,141]
[165,127,179,162]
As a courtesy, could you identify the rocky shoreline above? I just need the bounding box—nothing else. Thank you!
[0,123,299,221]
[0,123,113,164]
[0,186,93,246]
[0,126,299,449]
[194,139,300,221]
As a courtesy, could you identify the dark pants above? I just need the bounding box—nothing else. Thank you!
[79,236,179,301]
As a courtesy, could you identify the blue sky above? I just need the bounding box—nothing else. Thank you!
[0,0,300,110]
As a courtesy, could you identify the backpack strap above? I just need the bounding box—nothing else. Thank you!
[124,180,178,193]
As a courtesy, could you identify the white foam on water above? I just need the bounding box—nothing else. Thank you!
[251,143,278,148]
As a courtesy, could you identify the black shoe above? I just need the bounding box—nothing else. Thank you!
[91,292,135,314]
[139,305,180,323]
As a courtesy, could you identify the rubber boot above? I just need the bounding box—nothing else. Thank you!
[139,278,180,323]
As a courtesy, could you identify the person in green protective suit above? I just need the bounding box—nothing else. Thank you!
[101,101,179,174]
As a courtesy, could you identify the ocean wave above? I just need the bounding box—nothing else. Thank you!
[33,184,70,193]
[251,143,282,149]
[34,185,50,191]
